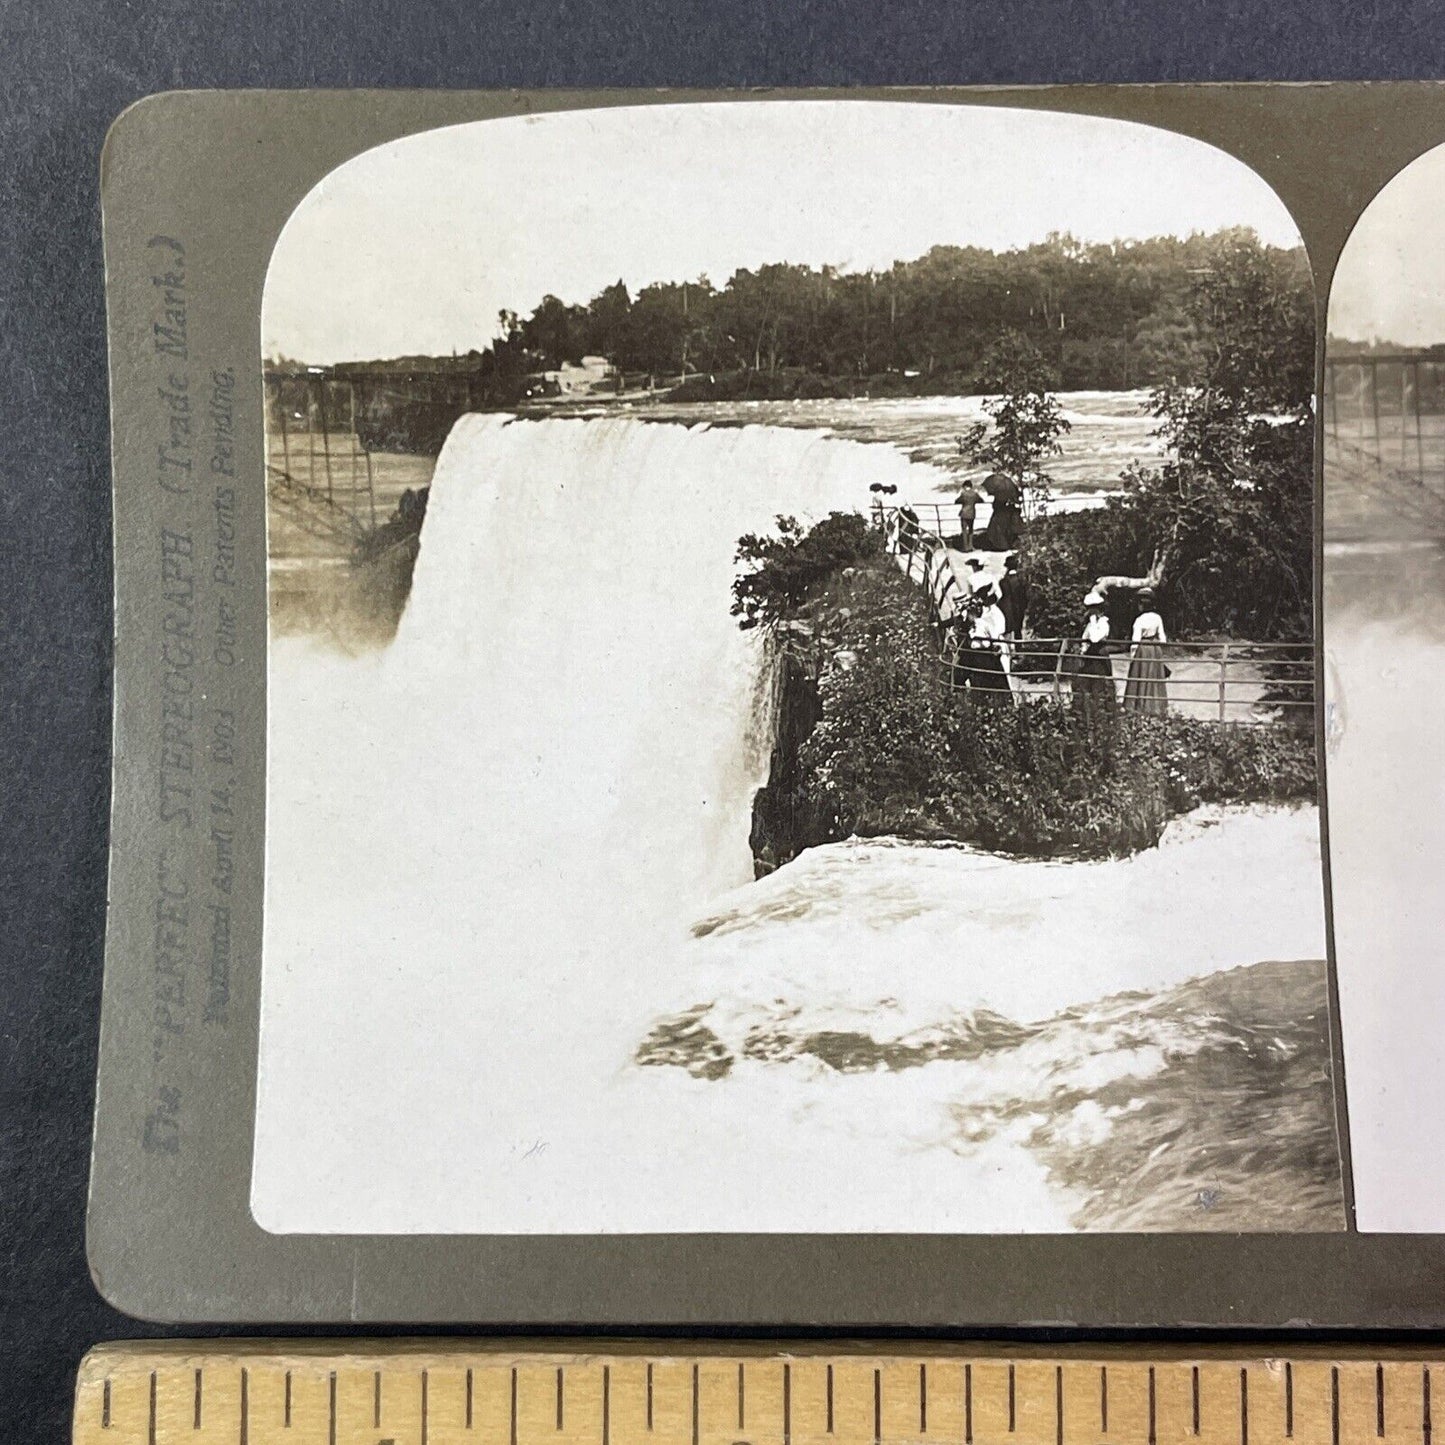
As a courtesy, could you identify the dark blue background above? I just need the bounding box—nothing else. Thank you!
[4,2,1445,1438]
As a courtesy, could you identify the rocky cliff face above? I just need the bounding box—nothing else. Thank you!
[748,650,825,875]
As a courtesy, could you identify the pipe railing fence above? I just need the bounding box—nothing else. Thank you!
[873,502,1314,723]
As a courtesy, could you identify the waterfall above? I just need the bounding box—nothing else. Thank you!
[387,412,945,910]
[254,413,1331,1236]
[255,412,950,1229]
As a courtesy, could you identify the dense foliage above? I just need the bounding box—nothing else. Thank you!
[730,512,884,630]
[732,518,1315,864]
[796,563,1315,859]
[1020,230,1315,640]
[443,228,1305,399]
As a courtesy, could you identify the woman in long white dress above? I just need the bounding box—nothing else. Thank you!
[964,584,1012,702]
[1074,590,1117,708]
[1122,587,1169,715]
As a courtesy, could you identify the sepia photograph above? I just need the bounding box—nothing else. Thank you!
[250,100,1343,1235]
[1323,140,1445,1233]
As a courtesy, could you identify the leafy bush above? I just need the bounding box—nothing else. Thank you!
[1019,502,1153,639]
[1017,232,1315,643]
[731,511,885,630]
[736,514,1317,865]
[1119,714,1318,813]
[798,567,950,832]
[797,605,1316,861]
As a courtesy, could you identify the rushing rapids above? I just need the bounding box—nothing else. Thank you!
[254,412,1341,1235]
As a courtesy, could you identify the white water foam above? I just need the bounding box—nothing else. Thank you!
[253,413,1327,1234]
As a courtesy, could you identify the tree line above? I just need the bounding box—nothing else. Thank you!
[732,228,1315,648]
[471,226,1309,396]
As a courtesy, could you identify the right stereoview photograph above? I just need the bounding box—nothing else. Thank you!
[1325,142,1445,1231]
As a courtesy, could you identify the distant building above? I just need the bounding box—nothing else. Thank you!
[544,355,619,395]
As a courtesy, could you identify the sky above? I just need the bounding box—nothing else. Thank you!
[1329,140,1445,346]
[263,100,1305,365]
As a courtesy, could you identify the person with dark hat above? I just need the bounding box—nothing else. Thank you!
[981,472,1023,550]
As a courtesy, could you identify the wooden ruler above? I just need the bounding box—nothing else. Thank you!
[74,1342,1445,1445]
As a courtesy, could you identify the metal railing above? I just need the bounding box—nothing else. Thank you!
[1325,352,1445,484]
[873,492,1059,549]
[877,498,972,543]
[951,636,1316,721]
[872,501,1314,723]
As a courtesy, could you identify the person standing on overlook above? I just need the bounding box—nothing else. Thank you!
[963,583,1011,701]
[1122,587,1170,714]
[1074,589,1118,709]
[981,471,1023,550]
[954,481,982,550]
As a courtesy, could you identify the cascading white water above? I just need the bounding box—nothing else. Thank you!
[253,412,956,1231]
[390,412,949,924]
[253,411,1331,1236]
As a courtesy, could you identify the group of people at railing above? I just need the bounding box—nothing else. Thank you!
[943,573,1170,713]
[1073,586,1170,713]
[874,479,1175,710]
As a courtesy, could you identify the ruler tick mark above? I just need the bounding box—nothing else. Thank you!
[784,1362,793,1445]
[93,1345,1445,1445]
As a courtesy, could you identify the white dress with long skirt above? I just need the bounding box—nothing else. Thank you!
[1123,609,1169,714]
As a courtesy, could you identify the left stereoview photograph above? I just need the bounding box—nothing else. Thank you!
[251,100,1342,1235]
